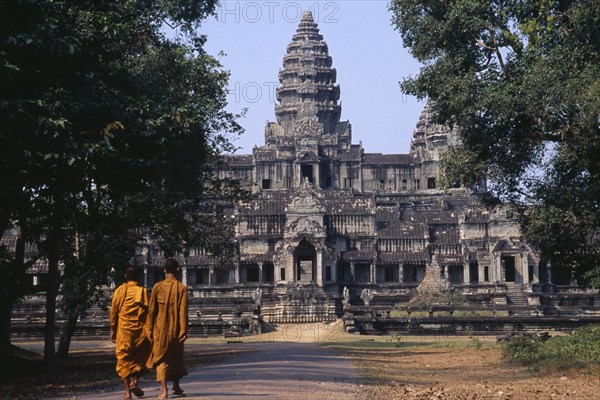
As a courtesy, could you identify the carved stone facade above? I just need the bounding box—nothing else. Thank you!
[7,11,599,335]
[194,11,544,320]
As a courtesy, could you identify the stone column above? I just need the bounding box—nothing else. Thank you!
[547,261,553,284]
[463,263,470,284]
[494,253,502,282]
[258,262,264,284]
[209,266,215,287]
[144,265,149,289]
[331,262,337,282]
[521,254,529,284]
[288,249,295,283]
[533,262,540,283]
[399,264,404,284]
[350,262,356,283]
[316,251,323,286]
[182,264,188,286]
[370,263,376,284]
[294,163,301,188]
[234,265,240,284]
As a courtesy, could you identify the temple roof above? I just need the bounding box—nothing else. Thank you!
[363,153,414,165]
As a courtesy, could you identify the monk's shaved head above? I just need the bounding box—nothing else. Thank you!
[164,258,180,274]
[125,265,139,281]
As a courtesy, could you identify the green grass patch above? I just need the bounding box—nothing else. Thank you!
[322,335,493,351]
[500,325,600,371]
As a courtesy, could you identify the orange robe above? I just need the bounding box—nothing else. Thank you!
[109,281,151,379]
[147,276,188,382]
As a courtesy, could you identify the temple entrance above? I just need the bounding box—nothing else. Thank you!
[295,239,316,283]
[448,264,464,284]
[502,256,516,282]
[301,164,314,184]
[469,262,479,283]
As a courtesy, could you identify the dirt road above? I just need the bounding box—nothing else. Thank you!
[67,341,361,400]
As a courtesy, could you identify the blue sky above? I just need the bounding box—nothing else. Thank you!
[197,1,425,154]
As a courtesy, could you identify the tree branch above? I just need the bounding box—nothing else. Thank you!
[473,36,496,51]
[488,25,507,75]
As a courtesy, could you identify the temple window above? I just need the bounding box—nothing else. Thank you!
[246,266,260,282]
[384,266,397,282]
[196,270,208,285]
[301,164,314,183]
[262,179,271,189]
[263,263,275,283]
[427,177,436,189]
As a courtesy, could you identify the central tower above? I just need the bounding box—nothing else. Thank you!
[274,10,341,135]
[260,10,354,190]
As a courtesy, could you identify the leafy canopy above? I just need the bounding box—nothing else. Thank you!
[0,0,245,361]
[390,0,600,284]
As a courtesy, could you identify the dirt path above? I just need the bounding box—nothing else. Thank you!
[67,341,360,400]
[28,323,600,400]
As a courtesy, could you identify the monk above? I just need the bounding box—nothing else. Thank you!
[147,258,188,399]
[109,266,150,399]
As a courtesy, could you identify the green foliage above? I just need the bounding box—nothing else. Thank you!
[439,148,487,189]
[390,0,600,285]
[501,326,600,371]
[500,333,544,367]
[0,0,246,361]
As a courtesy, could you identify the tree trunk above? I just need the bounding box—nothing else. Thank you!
[0,301,13,377]
[0,212,11,239]
[43,229,60,370]
[0,233,26,372]
[56,313,78,359]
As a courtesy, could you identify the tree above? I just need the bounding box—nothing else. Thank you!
[1,0,244,368]
[390,0,600,285]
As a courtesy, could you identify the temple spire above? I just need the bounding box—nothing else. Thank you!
[274,10,341,136]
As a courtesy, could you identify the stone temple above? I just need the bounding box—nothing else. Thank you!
[158,11,544,322]
[15,11,591,334]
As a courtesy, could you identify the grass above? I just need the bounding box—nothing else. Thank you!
[389,309,509,318]
[322,335,495,351]
[500,324,600,372]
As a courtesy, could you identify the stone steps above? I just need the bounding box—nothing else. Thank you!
[261,285,337,323]
[504,283,529,306]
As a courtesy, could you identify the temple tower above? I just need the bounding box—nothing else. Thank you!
[261,10,353,191]
[274,10,341,136]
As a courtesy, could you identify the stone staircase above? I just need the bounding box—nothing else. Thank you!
[504,282,533,316]
[261,284,337,323]
[504,282,529,306]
